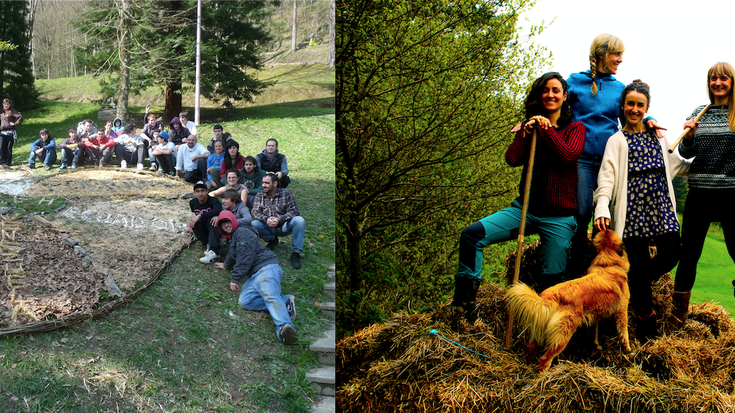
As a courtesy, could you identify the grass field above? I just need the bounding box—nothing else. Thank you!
[1,63,334,411]
[681,234,735,318]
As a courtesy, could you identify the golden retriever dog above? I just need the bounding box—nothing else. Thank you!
[505,229,631,372]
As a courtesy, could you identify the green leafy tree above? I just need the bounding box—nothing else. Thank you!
[0,0,39,110]
[76,0,273,121]
[336,0,550,337]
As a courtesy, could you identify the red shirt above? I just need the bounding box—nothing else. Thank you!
[505,121,586,216]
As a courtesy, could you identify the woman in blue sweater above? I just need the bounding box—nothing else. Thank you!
[567,33,663,278]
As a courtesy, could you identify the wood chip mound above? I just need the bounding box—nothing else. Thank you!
[24,169,193,198]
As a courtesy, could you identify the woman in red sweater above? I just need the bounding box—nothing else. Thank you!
[451,72,586,322]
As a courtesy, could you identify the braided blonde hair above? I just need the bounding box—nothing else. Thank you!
[707,62,735,131]
[589,34,625,96]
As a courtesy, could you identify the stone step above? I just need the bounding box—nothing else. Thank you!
[309,329,335,366]
[320,301,335,319]
[306,366,335,397]
[310,396,335,413]
[327,264,335,282]
[323,282,335,301]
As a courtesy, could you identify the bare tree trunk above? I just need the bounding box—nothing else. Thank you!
[329,0,334,68]
[116,0,131,123]
[290,0,297,54]
[164,81,182,122]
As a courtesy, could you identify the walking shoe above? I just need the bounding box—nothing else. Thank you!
[120,160,127,169]
[59,164,67,169]
[43,165,51,170]
[279,324,296,345]
[150,163,158,171]
[71,164,77,169]
[290,252,302,269]
[285,295,297,320]
[265,237,279,250]
[199,249,218,264]
[27,164,35,169]
[137,163,144,171]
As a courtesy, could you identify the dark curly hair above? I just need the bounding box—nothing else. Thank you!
[524,72,572,127]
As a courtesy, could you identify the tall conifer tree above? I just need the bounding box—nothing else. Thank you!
[76,0,272,120]
[0,0,39,110]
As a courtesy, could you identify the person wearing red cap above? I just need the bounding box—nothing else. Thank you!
[214,209,297,344]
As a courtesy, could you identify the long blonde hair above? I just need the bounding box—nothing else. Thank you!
[589,34,625,96]
[707,62,735,131]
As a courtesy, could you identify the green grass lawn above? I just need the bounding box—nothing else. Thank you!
[681,235,735,317]
[1,67,334,411]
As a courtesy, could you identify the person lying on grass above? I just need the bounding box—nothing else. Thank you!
[213,210,297,345]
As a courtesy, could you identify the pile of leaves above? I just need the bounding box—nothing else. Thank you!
[0,193,193,331]
[337,250,735,412]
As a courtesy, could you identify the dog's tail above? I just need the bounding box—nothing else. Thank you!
[505,283,556,345]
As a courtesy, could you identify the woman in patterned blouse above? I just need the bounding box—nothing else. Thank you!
[593,80,691,343]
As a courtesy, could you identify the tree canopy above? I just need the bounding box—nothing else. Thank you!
[0,0,39,111]
[76,0,274,120]
[336,0,550,337]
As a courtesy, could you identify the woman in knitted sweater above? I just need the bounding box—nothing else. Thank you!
[670,62,735,330]
[593,81,690,342]
[450,72,586,322]
[566,34,664,278]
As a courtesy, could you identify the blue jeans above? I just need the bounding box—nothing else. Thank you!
[60,147,82,166]
[568,155,602,278]
[29,148,57,167]
[457,200,576,281]
[237,263,295,340]
[252,216,305,253]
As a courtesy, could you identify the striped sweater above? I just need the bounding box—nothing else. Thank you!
[505,121,586,216]
[678,104,735,189]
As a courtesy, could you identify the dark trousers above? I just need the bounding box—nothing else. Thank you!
[183,158,207,183]
[674,188,735,292]
[0,131,15,166]
[157,153,175,173]
[625,233,680,315]
[60,147,83,166]
[115,144,145,165]
[85,146,115,165]
[192,217,221,255]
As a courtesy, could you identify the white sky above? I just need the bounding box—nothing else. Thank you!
[521,0,735,136]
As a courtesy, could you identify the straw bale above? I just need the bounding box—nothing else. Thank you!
[338,239,735,412]
[688,301,735,338]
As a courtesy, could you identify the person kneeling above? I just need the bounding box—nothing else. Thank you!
[214,210,297,344]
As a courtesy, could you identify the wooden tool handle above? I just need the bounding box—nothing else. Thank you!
[668,104,711,153]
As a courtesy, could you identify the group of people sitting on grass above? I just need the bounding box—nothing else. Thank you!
[23,106,305,345]
[184,136,303,346]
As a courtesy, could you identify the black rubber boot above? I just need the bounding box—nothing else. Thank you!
[464,279,481,323]
[450,276,470,308]
[636,312,657,343]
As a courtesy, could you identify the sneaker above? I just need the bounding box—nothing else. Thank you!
[43,165,51,170]
[285,295,297,320]
[149,163,158,171]
[59,164,67,169]
[27,164,35,169]
[71,164,77,169]
[199,249,218,264]
[290,252,302,269]
[279,324,296,345]
[120,160,127,169]
[137,163,144,171]
[266,237,279,250]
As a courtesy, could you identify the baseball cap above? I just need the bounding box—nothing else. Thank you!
[193,181,207,191]
[157,131,170,141]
